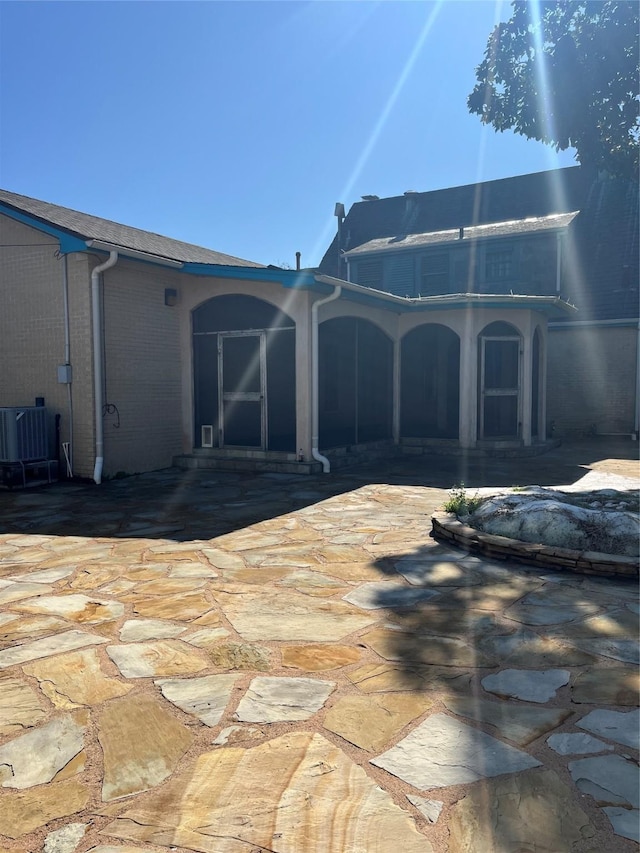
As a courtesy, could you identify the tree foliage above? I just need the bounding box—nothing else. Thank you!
[468,1,639,178]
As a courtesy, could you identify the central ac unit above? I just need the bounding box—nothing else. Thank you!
[0,407,49,463]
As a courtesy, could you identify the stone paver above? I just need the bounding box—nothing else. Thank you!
[0,713,85,789]
[98,694,193,801]
[0,446,637,851]
[481,667,571,702]
[547,731,613,755]
[0,675,47,735]
[323,692,432,752]
[448,768,597,851]
[577,707,640,749]
[101,732,432,852]
[444,695,571,746]
[235,675,335,722]
[406,794,443,824]
[44,822,87,853]
[156,674,238,726]
[371,712,541,788]
[568,754,639,808]
[23,648,132,707]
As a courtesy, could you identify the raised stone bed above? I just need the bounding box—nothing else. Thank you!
[432,511,639,578]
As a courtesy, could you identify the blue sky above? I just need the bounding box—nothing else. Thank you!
[0,1,577,267]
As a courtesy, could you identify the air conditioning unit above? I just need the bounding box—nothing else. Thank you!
[0,407,49,463]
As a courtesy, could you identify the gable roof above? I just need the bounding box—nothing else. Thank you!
[0,189,264,267]
[319,167,638,322]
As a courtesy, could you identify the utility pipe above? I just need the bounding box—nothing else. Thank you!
[634,321,640,440]
[311,284,342,472]
[91,251,118,484]
[61,254,74,474]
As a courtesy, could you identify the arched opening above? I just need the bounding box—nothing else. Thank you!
[400,324,460,439]
[478,321,522,439]
[192,295,295,451]
[319,317,393,447]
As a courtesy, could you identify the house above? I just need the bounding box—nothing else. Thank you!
[319,166,640,441]
[0,188,575,483]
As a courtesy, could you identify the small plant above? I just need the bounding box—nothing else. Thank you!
[443,483,483,517]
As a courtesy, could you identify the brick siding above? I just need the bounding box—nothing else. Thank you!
[99,260,182,476]
[547,325,637,436]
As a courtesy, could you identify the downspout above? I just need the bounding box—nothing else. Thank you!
[555,232,562,293]
[91,251,118,483]
[634,321,640,440]
[311,285,342,472]
[61,254,73,475]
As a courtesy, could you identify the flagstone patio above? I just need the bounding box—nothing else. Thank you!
[0,441,638,852]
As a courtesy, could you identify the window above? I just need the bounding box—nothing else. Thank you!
[485,249,512,281]
[420,253,449,294]
[355,259,383,289]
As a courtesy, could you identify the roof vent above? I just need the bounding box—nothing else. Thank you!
[404,190,418,195]
[361,195,379,201]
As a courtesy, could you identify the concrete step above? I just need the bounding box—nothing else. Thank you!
[173,454,321,475]
[400,439,559,458]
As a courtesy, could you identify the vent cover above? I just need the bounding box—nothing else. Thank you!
[201,424,214,448]
[0,407,49,463]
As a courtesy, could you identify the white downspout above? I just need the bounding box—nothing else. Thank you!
[311,285,342,472]
[91,251,118,483]
[634,321,640,440]
[61,254,73,475]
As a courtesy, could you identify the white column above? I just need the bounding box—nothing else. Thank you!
[392,336,401,444]
[521,316,533,446]
[538,322,548,441]
[458,313,478,448]
[295,293,313,460]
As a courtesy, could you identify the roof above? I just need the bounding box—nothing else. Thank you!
[344,212,579,257]
[314,274,575,319]
[319,167,638,322]
[0,189,264,267]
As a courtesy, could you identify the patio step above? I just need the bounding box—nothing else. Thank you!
[400,438,560,458]
[173,452,321,475]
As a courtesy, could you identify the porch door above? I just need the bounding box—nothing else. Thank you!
[218,332,267,448]
[480,336,521,439]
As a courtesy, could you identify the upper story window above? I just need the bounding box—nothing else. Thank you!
[355,259,383,289]
[420,253,449,294]
[485,249,513,281]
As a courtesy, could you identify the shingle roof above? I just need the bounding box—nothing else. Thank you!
[319,167,638,322]
[344,212,579,257]
[0,189,264,267]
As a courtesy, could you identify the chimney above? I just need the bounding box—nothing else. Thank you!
[459,227,464,239]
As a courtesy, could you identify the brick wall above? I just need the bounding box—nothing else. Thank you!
[0,215,95,476]
[99,259,182,476]
[547,325,638,436]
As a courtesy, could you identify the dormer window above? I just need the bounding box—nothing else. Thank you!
[355,259,383,289]
[485,249,513,281]
[420,253,449,294]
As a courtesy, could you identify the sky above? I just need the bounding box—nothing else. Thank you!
[0,1,578,268]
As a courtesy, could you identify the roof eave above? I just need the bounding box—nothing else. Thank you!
[86,240,185,269]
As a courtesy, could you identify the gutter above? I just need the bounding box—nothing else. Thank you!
[311,284,342,472]
[91,250,118,484]
[86,240,184,269]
